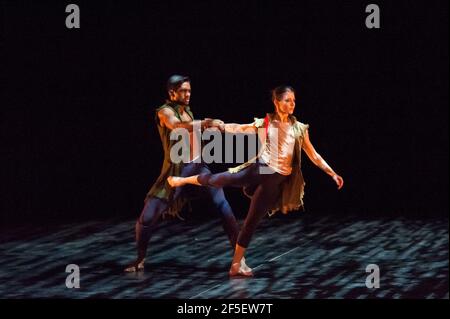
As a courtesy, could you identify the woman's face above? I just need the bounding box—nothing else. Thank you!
[275,91,296,115]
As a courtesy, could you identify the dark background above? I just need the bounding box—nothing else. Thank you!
[1,0,448,225]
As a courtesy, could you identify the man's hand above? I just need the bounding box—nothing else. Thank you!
[211,119,225,132]
[203,118,225,131]
[210,119,224,126]
[332,174,344,190]
[201,118,214,129]
[212,119,225,126]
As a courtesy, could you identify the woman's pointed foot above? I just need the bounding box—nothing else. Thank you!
[167,176,183,188]
[229,262,254,277]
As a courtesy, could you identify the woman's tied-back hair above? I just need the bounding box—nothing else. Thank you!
[271,85,295,103]
[271,85,296,123]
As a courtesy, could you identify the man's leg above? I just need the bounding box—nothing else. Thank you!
[124,197,168,272]
[198,167,240,248]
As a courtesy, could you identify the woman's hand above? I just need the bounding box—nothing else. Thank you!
[332,174,344,190]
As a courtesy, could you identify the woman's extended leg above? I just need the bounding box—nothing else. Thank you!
[168,162,263,189]
[229,173,287,277]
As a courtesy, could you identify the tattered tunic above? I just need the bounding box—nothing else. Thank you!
[228,113,309,215]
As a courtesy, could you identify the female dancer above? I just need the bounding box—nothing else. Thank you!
[168,86,344,276]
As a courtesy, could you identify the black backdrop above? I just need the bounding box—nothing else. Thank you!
[2,0,448,225]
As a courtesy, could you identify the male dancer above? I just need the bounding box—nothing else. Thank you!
[125,75,251,273]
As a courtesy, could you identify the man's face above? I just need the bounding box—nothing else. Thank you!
[170,81,191,105]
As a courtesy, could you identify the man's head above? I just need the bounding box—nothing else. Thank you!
[167,75,191,106]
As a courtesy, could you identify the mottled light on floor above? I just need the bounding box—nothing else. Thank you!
[0,215,448,299]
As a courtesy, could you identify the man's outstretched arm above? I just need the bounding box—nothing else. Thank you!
[158,108,217,132]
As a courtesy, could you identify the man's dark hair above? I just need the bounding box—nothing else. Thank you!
[167,75,190,92]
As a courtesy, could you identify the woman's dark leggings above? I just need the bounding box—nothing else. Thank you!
[197,161,288,248]
[135,162,239,260]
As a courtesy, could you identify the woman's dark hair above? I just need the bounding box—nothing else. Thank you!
[271,85,295,103]
[270,85,296,123]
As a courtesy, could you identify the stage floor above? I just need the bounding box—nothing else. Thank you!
[0,214,448,299]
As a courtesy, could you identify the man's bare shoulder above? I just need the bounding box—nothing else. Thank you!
[157,106,176,118]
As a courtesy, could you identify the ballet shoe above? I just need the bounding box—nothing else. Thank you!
[229,262,254,277]
[240,257,252,273]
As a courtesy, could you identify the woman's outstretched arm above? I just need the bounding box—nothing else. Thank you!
[220,123,258,134]
[301,129,344,190]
